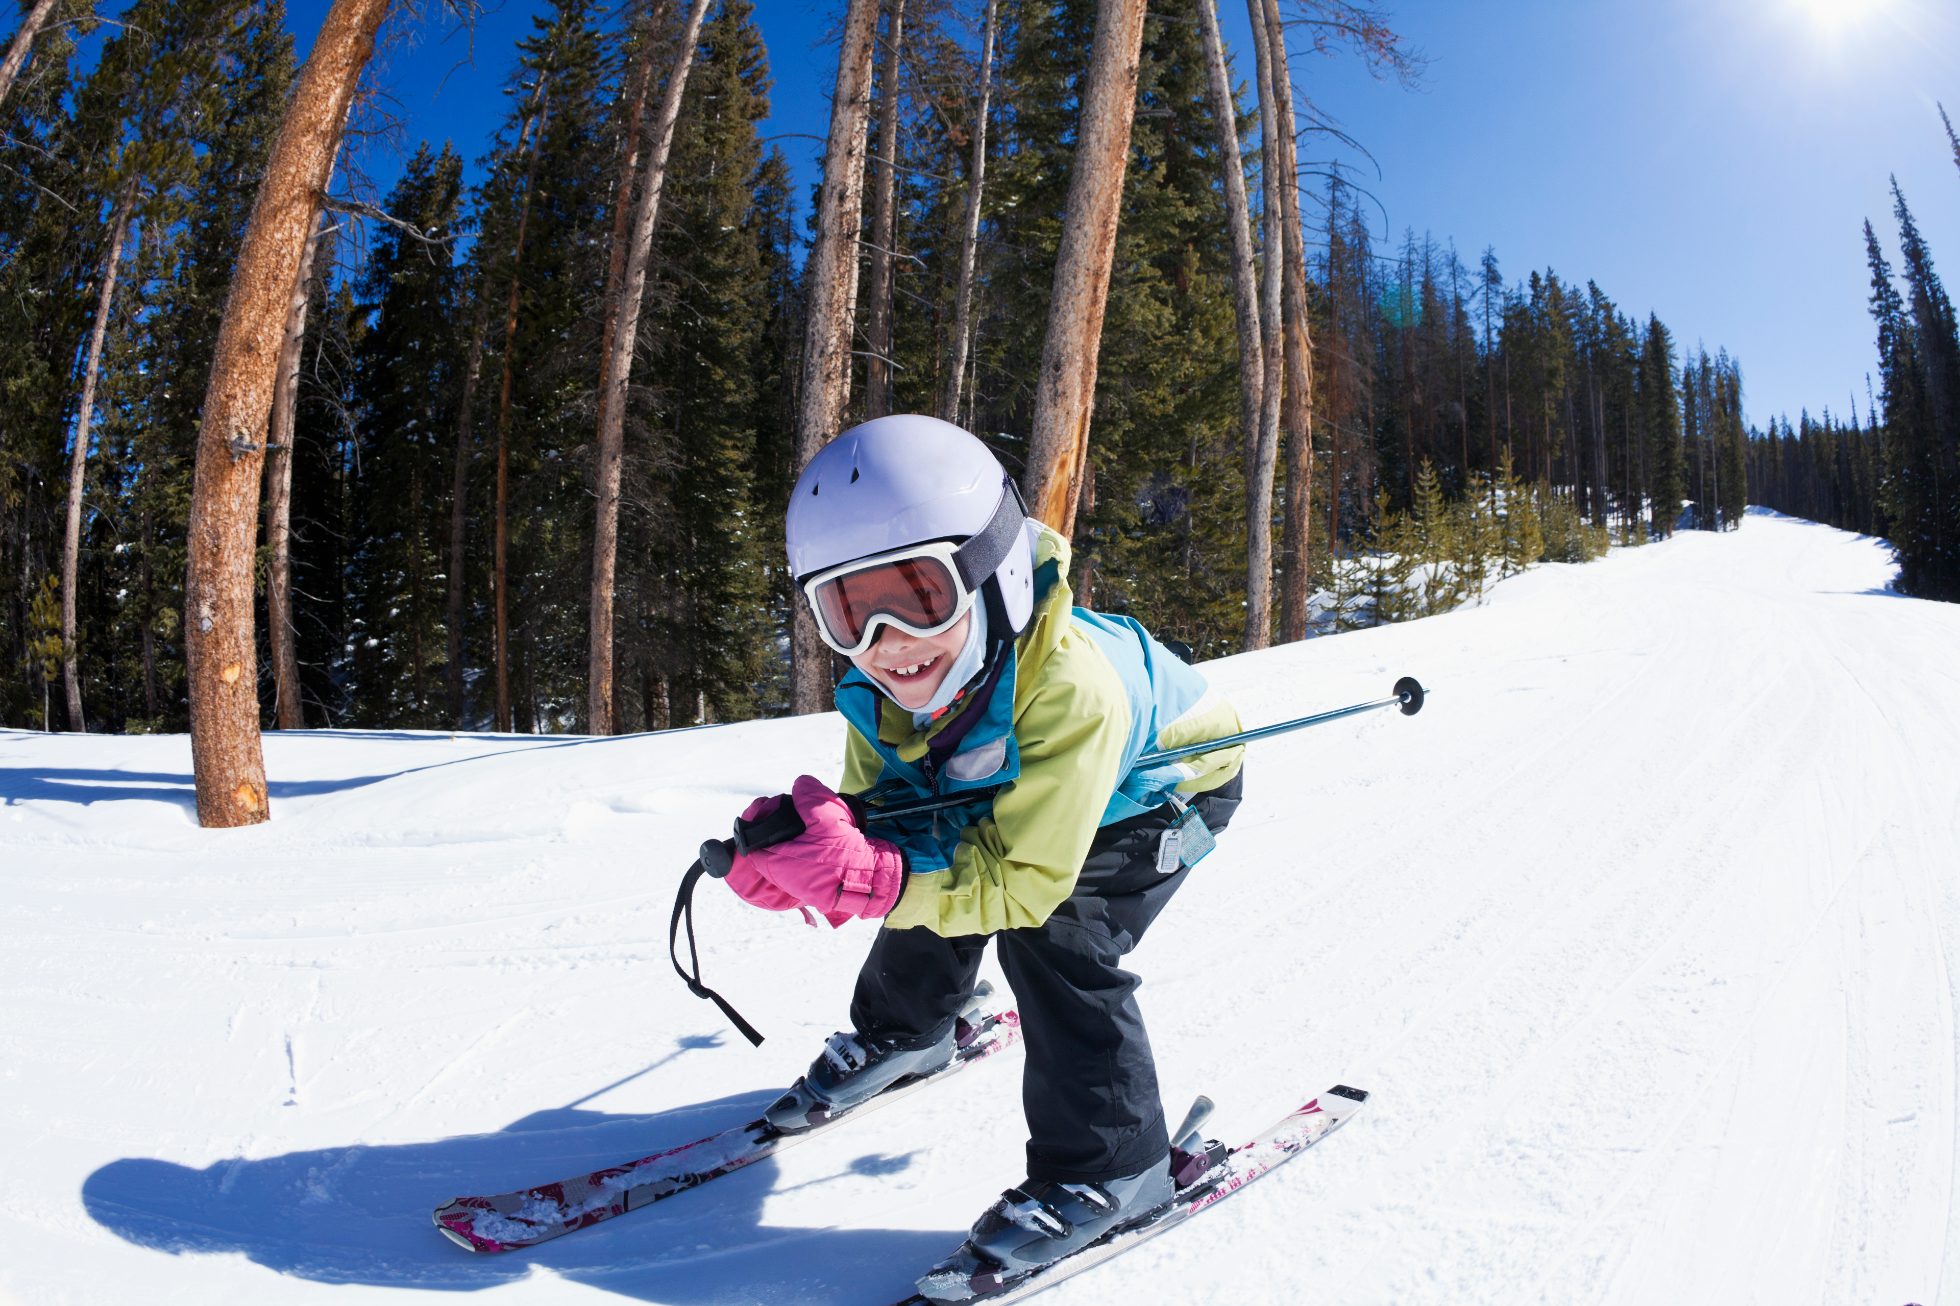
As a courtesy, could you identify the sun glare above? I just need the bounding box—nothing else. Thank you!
[1792,0,1889,36]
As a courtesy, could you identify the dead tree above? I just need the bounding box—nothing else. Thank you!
[1022,0,1149,535]
[588,0,713,735]
[862,0,906,420]
[1239,0,1283,647]
[940,0,998,428]
[184,0,393,827]
[1267,0,1315,642]
[0,0,57,110]
[789,0,879,715]
[60,182,137,731]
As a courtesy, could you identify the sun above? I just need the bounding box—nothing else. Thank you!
[1790,0,1890,35]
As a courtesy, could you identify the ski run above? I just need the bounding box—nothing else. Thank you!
[4,508,1958,1305]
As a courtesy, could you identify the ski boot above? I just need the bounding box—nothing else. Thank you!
[912,1160,1173,1300]
[762,983,999,1133]
[915,1096,1222,1301]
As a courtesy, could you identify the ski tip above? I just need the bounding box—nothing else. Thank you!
[1328,1084,1369,1103]
[435,1221,481,1253]
[433,1203,505,1254]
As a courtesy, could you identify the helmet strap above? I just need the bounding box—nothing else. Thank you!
[951,478,1028,592]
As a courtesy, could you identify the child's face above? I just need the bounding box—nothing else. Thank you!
[849,611,973,712]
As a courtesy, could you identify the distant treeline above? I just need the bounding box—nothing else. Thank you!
[1748,111,1960,602]
[2,0,1755,734]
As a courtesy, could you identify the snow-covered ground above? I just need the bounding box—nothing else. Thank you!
[3,508,1957,1306]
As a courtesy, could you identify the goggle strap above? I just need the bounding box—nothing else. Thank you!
[951,478,1028,592]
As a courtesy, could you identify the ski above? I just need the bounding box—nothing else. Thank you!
[902,1083,1369,1304]
[432,996,1021,1253]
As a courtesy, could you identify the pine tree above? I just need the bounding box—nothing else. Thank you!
[620,0,776,727]
[464,0,613,731]
[1888,182,1960,595]
[1639,314,1684,537]
[345,144,465,726]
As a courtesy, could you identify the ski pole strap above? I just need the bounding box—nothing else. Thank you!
[668,858,766,1047]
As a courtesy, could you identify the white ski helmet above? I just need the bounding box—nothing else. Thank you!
[786,414,1037,641]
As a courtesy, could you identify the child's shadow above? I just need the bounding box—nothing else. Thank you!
[82,1067,959,1302]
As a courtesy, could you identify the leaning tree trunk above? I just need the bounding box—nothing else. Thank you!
[1266,0,1315,643]
[184,0,392,827]
[789,0,879,715]
[1023,0,1149,535]
[862,0,906,420]
[0,0,58,110]
[588,0,713,736]
[941,0,997,427]
[1196,0,1263,621]
[1238,0,1283,648]
[61,181,137,732]
[264,165,336,731]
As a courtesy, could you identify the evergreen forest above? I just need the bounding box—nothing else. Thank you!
[2,0,1777,737]
[1747,115,1960,605]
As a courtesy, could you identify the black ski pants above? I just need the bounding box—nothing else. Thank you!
[849,769,1244,1186]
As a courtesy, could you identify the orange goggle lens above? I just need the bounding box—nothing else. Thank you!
[811,555,965,652]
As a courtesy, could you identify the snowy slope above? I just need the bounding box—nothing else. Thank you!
[3,508,1957,1306]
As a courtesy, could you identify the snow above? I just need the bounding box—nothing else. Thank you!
[3,508,1957,1305]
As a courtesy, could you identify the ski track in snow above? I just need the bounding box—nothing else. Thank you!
[1,509,1956,1305]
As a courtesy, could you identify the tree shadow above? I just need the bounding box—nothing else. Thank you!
[0,767,422,808]
[82,1080,958,1302]
[1,725,722,811]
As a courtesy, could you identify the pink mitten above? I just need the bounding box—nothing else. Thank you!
[722,794,805,913]
[743,775,906,926]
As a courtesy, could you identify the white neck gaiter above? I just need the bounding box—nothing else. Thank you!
[910,597,989,726]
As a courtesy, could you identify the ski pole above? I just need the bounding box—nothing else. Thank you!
[698,675,1426,872]
[1134,674,1425,767]
[670,677,1425,1044]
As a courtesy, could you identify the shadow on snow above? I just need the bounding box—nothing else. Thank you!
[82,1053,958,1302]
[0,729,687,809]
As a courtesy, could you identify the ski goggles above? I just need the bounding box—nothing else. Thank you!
[800,480,1027,658]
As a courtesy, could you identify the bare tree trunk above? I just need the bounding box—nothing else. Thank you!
[595,0,661,381]
[1196,0,1264,635]
[185,0,391,827]
[1266,0,1315,643]
[588,0,713,736]
[60,183,137,732]
[863,0,906,420]
[789,0,879,715]
[940,0,997,426]
[1238,0,1282,648]
[583,20,656,737]
[264,171,335,731]
[0,0,57,110]
[492,83,551,734]
[1023,0,1148,535]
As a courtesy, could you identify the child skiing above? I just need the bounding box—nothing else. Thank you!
[722,414,1244,1291]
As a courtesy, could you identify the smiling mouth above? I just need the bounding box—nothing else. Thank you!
[878,654,943,681]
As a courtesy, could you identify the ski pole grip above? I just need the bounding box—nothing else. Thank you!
[698,838,738,879]
[698,795,810,879]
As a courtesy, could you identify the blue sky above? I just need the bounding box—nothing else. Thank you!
[294,0,1960,431]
